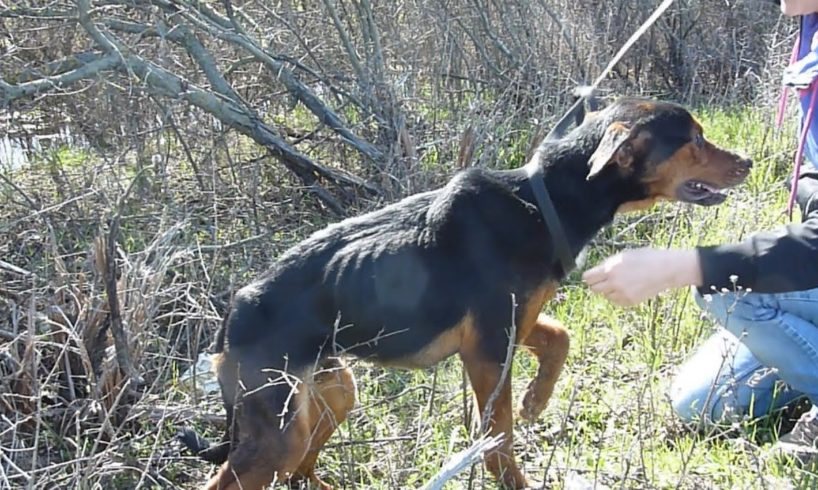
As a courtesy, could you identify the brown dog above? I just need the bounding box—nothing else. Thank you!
[179,97,751,489]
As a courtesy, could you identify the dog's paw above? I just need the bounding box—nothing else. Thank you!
[518,391,550,422]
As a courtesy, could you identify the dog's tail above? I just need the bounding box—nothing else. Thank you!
[176,426,231,464]
[179,311,232,462]
[177,399,235,464]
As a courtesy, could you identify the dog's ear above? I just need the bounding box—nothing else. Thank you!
[587,122,634,180]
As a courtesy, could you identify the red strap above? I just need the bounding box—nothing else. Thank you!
[788,82,818,219]
[778,32,817,220]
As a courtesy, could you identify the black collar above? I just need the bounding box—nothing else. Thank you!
[525,162,575,275]
[523,89,594,275]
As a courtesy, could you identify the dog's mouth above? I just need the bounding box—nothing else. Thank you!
[677,180,729,206]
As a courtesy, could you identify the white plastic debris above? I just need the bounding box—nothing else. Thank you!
[178,352,221,396]
[564,472,611,490]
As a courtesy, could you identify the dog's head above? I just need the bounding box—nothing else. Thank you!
[581,98,751,211]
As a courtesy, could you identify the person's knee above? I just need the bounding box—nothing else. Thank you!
[790,163,818,219]
[669,381,706,424]
[670,378,750,428]
[669,361,794,426]
[669,377,739,426]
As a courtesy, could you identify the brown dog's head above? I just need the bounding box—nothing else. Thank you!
[581,98,751,211]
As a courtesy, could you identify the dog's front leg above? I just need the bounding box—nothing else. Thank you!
[518,314,570,421]
[460,347,528,489]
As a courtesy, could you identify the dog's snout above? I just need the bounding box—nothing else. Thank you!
[729,157,752,181]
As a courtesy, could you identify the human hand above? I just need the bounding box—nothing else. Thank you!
[582,248,702,307]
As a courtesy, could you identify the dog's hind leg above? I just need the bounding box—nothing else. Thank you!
[290,358,356,490]
[518,314,570,421]
[204,370,312,490]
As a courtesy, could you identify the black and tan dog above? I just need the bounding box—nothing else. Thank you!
[180,98,751,489]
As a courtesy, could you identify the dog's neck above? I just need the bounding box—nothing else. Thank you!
[510,131,646,258]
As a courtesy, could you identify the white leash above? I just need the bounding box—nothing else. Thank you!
[591,0,677,91]
[539,0,678,143]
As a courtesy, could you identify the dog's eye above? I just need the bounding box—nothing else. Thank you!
[694,133,705,148]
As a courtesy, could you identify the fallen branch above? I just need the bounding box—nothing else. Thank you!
[98,6,377,204]
[120,53,366,212]
[421,435,504,490]
[4,1,382,214]
[0,52,120,106]
[0,260,33,277]
[8,51,102,84]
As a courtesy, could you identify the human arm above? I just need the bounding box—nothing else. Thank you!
[582,248,701,307]
[583,212,818,306]
[697,212,818,293]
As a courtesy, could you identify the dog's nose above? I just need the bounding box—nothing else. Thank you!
[741,158,753,169]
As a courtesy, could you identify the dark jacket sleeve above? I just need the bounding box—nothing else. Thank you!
[697,212,818,294]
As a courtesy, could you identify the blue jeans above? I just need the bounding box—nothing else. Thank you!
[670,287,818,425]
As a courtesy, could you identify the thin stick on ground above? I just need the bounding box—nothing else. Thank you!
[479,293,518,434]
[421,434,504,490]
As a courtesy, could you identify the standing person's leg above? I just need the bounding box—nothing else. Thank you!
[669,291,807,426]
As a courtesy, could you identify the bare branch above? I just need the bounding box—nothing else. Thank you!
[175,0,384,164]
[8,51,100,84]
[119,52,377,203]
[105,18,374,120]
[479,293,518,435]
[471,0,518,67]
[1,53,120,106]
[0,5,73,19]
[174,24,247,105]
[77,0,119,53]
[320,0,365,82]
[421,435,504,490]
[98,169,150,388]
[9,1,378,209]
[535,0,586,81]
